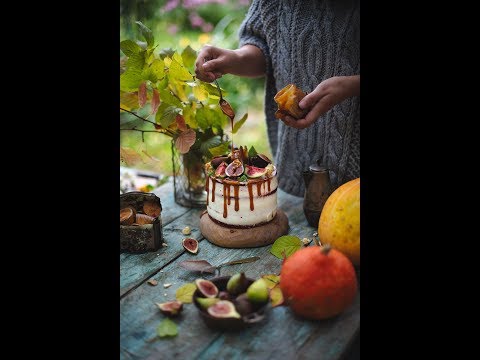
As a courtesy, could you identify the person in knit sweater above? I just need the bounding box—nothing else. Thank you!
[195,0,360,197]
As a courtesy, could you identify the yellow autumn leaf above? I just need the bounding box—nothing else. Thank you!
[175,283,197,303]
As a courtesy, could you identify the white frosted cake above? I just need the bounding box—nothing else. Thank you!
[204,147,278,227]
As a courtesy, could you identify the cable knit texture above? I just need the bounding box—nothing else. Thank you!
[239,0,360,197]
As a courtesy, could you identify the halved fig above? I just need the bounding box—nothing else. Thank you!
[182,238,199,254]
[196,297,220,310]
[195,279,219,298]
[214,162,227,178]
[245,165,268,178]
[207,300,241,319]
[120,207,136,225]
[135,213,155,225]
[225,159,244,177]
[211,156,229,168]
[249,155,270,168]
[143,201,161,218]
[156,300,183,317]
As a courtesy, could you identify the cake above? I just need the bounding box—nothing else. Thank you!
[204,147,278,227]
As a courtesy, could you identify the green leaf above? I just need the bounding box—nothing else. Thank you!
[175,283,197,303]
[159,47,175,59]
[120,52,146,91]
[158,106,181,128]
[159,89,182,107]
[195,106,212,129]
[143,59,164,82]
[120,91,139,111]
[270,235,302,259]
[238,174,248,182]
[208,142,230,157]
[200,135,222,155]
[203,82,228,98]
[120,40,141,57]
[135,21,154,48]
[193,83,208,101]
[172,52,184,65]
[183,103,197,128]
[248,145,258,158]
[181,45,197,69]
[157,75,169,90]
[168,58,193,82]
[232,113,248,134]
[157,318,178,338]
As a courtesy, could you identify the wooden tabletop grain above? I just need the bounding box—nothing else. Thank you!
[120,180,360,360]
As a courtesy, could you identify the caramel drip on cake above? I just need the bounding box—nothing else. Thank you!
[223,182,228,218]
[211,180,216,203]
[205,177,210,206]
[226,183,231,205]
[247,181,254,211]
[256,182,262,196]
[234,183,240,211]
[267,178,271,192]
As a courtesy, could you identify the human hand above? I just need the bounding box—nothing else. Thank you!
[281,75,360,129]
[194,45,238,82]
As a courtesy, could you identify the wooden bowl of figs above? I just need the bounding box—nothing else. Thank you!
[192,274,270,331]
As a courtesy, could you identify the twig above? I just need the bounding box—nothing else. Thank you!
[120,107,157,126]
[120,128,175,137]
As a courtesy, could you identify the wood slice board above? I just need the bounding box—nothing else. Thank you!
[200,209,289,248]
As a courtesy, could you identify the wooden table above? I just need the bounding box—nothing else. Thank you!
[120,180,360,359]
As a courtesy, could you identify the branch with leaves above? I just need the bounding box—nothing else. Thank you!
[120,21,249,168]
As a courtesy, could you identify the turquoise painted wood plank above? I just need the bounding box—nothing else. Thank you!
[120,208,204,297]
[120,238,359,359]
[120,186,359,359]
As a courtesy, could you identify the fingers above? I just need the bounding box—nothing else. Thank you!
[281,95,335,129]
[299,83,326,110]
[195,45,225,82]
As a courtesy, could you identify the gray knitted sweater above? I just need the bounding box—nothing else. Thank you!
[239,0,360,197]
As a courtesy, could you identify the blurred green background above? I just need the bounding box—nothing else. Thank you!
[120,0,269,177]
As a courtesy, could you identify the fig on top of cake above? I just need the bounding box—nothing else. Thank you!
[205,146,276,183]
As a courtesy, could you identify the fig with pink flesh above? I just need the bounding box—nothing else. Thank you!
[245,165,268,178]
[195,279,219,298]
[225,159,244,177]
[214,162,227,178]
[182,238,199,254]
[207,300,241,319]
[156,300,183,317]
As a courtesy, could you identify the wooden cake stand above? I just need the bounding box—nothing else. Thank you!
[200,209,289,248]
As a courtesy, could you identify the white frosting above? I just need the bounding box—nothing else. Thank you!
[206,175,278,226]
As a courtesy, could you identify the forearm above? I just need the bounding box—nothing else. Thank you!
[231,45,266,78]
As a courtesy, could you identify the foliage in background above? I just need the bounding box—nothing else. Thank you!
[120,22,250,168]
[120,0,270,176]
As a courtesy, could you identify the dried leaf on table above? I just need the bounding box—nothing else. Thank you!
[157,318,178,337]
[179,260,216,274]
[262,274,280,289]
[270,235,302,259]
[175,282,197,303]
[269,284,284,307]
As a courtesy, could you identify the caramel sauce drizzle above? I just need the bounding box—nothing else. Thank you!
[256,182,262,197]
[223,182,228,218]
[234,183,239,211]
[205,177,209,206]
[267,178,271,192]
[247,181,254,211]
[211,179,216,203]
